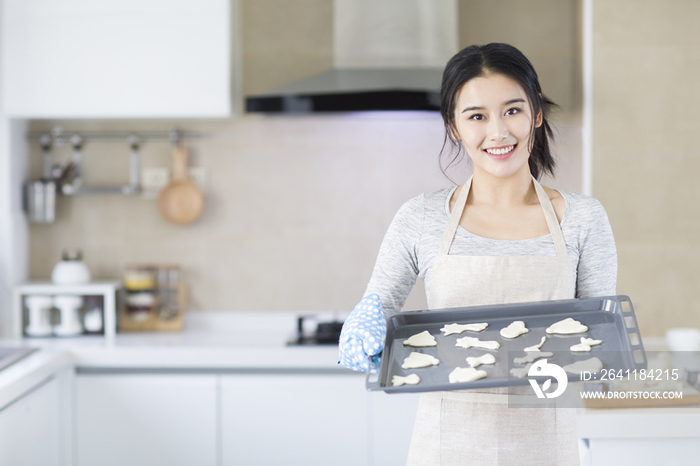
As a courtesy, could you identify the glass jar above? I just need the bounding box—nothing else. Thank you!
[124,265,156,291]
[124,265,157,321]
[156,265,180,320]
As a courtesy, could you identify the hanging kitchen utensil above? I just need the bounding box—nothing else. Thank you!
[41,134,52,180]
[157,146,204,225]
[23,136,56,223]
[24,179,56,223]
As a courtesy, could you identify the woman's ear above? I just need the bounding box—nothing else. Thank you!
[535,94,544,128]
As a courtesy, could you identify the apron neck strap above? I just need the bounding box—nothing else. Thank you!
[532,176,568,259]
[438,175,568,259]
[438,176,472,255]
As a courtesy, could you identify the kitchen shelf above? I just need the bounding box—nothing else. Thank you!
[13,281,121,340]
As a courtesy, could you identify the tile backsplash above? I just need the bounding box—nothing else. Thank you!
[28,112,581,313]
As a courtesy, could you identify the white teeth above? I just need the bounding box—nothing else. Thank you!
[485,145,514,155]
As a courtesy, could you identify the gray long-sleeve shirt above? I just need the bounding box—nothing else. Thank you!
[364,186,618,313]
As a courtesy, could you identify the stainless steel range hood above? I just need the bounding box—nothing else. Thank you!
[246,0,458,113]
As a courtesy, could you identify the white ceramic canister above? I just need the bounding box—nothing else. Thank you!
[25,295,53,337]
[53,295,84,336]
[83,296,104,333]
[52,249,91,285]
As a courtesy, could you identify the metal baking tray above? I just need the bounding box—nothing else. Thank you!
[366,295,646,393]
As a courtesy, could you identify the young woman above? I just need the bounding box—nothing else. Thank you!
[339,43,616,465]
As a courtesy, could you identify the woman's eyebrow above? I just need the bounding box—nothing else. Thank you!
[461,105,483,113]
[461,98,526,113]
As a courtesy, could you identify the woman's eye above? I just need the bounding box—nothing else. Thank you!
[506,108,520,116]
[468,114,485,121]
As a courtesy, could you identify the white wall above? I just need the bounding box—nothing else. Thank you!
[0,0,30,337]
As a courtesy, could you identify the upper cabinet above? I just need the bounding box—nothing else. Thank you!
[1,0,234,118]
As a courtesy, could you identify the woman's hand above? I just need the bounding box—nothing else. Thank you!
[337,294,387,374]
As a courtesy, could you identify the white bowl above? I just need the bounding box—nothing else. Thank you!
[666,328,700,352]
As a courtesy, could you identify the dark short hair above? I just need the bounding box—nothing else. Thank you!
[439,43,557,180]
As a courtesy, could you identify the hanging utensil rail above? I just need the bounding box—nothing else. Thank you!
[26,126,203,196]
[27,126,202,145]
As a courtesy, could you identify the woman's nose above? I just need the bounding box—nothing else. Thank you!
[488,118,509,141]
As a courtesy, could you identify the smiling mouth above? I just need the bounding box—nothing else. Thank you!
[484,145,516,156]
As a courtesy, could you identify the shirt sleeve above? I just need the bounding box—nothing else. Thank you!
[363,195,424,313]
[575,198,618,298]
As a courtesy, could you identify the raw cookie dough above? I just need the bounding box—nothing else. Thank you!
[403,330,437,347]
[513,351,554,365]
[546,317,588,335]
[510,363,533,379]
[524,336,547,352]
[392,374,420,387]
[440,322,488,335]
[455,336,500,350]
[449,367,488,383]
[562,357,603,374]
[467,353,496,368]
[402,352,440,369]
[500,321,529,339]
[570,337,603,352]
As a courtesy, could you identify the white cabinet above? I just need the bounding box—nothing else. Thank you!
[1,0,232,118]
[220,373,369,466]
[72,370,420,466]
[0,376,61,466]
[75,373,218,466]
[585,438,700,466]
[370,391,421,466]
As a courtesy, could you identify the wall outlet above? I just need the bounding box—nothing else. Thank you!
[141,167,170,198]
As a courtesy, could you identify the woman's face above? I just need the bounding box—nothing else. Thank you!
[451,73,541,180]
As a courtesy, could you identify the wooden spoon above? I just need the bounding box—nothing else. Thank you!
[157,146,204,225]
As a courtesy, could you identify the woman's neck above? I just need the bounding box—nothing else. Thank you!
[468,168,536,207]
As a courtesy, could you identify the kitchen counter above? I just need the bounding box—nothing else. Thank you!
[574,337,700,465]
[1,315,700,466]
[0,311,345,411]
[576,336,700,436]
[0,311,375,466]
[2,314,700,437]
[578,405,700,438]
[0,346,72,410]
[577,402,700,465]
[6,311,343,371]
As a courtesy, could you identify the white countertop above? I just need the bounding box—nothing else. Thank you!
[4,311,343,370]
[2,313,700,440]
[574,337,700,438]
[0,347,73,409]
[0,312,345,410]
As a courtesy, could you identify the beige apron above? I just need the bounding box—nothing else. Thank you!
[406,176,580,466]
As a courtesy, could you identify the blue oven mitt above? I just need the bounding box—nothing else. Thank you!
[337,294,387,374]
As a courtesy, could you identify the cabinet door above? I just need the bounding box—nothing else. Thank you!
[0,376,61,466]
[2,0,231,118]
[587,438,700,466]
[370,391,421,466]
[221,372,368,466]
[76,373,217,466]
